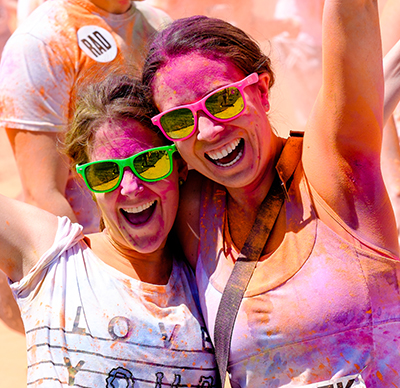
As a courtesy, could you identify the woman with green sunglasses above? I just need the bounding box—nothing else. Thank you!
[0,74,218,386]
[142,0,400,387]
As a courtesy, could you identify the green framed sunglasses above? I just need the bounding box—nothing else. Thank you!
[76,144,177,193]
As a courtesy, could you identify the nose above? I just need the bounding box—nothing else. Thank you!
[196,111,225,142]
[119,168,144,196]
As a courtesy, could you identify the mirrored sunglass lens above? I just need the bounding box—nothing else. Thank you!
[160,108,194,139]
[134,150,171,180]
[205,87,244,119]
[86,162,120,192]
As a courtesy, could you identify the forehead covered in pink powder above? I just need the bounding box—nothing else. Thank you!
[90,118,164,161]
[152,52,246,111]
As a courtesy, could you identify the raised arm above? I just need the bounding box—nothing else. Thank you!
[302,0,399,254]
[0,195,58,282]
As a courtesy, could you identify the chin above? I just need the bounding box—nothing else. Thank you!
[129,234,168,254]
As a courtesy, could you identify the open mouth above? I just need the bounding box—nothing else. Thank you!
[120,200,157,225]
[205,138,244,167]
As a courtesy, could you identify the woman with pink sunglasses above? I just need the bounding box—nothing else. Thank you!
[142,0,400,386]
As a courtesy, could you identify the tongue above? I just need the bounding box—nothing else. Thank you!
[121,203,156,225]
[216,147,241,165]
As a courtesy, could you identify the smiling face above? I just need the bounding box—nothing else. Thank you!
[90,118,182,254]
[152,53,280,191]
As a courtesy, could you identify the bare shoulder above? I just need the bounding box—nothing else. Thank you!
[175,170,205,269]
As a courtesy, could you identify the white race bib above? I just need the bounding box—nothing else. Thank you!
[77,25,118,63]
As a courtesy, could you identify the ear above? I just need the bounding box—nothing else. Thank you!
[257,73,270,111]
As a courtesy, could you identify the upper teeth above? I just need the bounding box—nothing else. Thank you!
[207,138,241,161]
[123,201,155,214]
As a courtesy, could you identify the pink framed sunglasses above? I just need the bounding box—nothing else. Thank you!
[151,72,259,141]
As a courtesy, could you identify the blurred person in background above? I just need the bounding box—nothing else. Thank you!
[0,0,171,235]
[271,0,324,133]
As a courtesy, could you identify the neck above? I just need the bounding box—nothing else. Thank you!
[225,135,284,251]
[88,0,132,14]
[90,231,173,285]
[227,135,284,210]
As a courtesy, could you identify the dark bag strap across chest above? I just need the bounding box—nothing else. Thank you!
[214,174,285,387]
[213,133,303,387]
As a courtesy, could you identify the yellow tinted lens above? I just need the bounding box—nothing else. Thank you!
[134,150,171,180]
[205,87,244,119]
[86,162,120,192]
[160,108,194,139]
